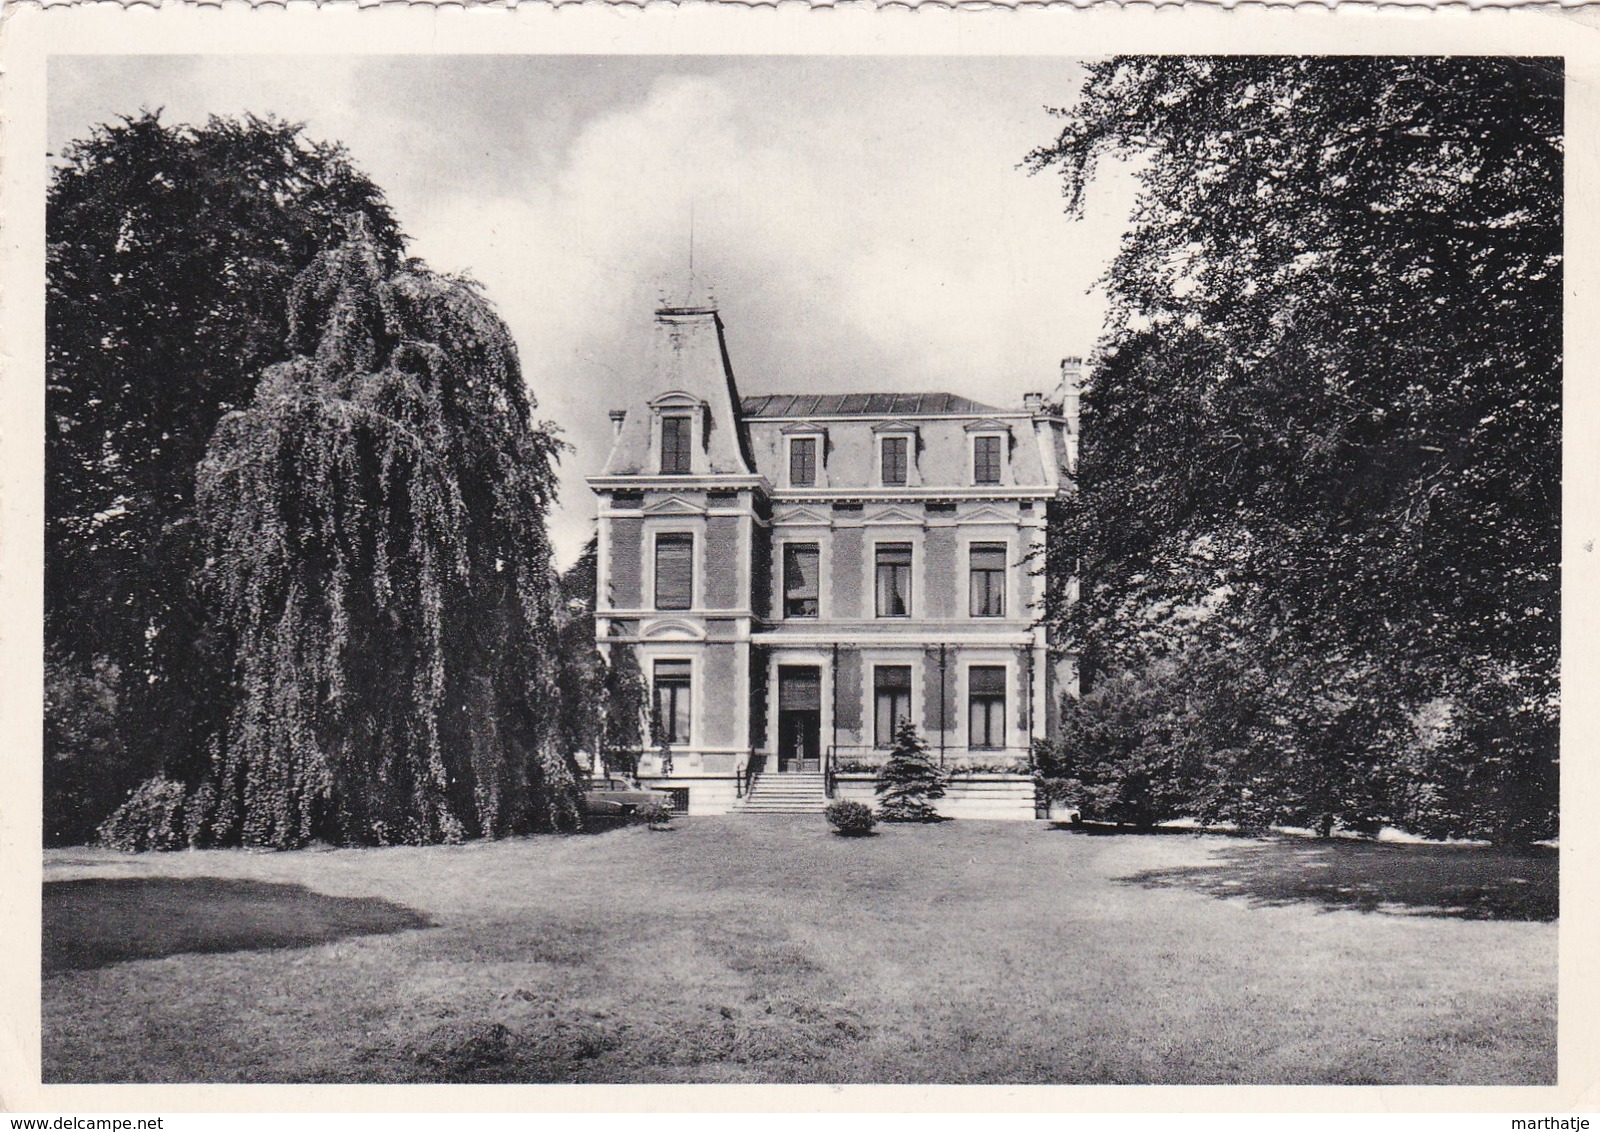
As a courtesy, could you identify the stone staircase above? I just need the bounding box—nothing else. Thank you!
[736,771,829,815]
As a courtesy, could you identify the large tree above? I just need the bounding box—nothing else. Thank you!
[46,112,404,795]
[1030,57,1560,841]
[190,220,579,848]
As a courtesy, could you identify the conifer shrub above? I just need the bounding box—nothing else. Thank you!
[874,721,949,823]
[825,800,877,836]
[96,775,189,852]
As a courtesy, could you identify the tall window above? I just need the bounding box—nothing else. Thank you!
[654,533,693,610]
[783,543,820,618]
[969,543,1007,618]
[881,436,909,486]
[874,665,912,747]
[875,543,912,617]
[789,437,817,487]
[660,415,692,475]
[968,666,1006,750]
[973,435,1003,485]
[653,660,692,745]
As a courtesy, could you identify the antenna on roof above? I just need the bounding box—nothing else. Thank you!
[686,198,695,306]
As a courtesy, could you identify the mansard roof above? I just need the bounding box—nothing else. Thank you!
[740,392,1007,419]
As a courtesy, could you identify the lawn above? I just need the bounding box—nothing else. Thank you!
[41,817,1556,1084]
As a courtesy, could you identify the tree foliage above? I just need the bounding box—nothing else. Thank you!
[191,219,579,847]
[47,112,405,796]
[552,535,649,777]
[44,654,136,846]
[1030,57,1560,842]
[1041,638,1388,835]
[875,721,948,823]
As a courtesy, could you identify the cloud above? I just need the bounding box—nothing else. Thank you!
[407,65,1135,561]
[49,56,1138,566]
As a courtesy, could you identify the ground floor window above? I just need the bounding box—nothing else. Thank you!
[653,659,691,745]
[874,665,912,747]
[968,666,1006,750]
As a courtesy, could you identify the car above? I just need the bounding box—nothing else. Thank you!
[582,775,674,817]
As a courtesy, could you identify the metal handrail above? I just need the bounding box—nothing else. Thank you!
[825,744,1035,770]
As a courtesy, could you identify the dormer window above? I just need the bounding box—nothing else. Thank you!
[789,437,818,487]
[881,436,909,486]
[872,422,919,487]
[649,391,708,476]
[965,421,1011,486]
[780,425,829,489]
[973,435,1003,485]
[660,415,692,475]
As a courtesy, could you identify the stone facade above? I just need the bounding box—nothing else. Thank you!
[588,304,1079,818]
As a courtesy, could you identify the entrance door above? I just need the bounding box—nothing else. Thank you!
[777,666,823,773]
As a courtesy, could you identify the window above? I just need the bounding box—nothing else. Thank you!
[660,415,692,475]
[653,660,692,745]
[783,543,820,618]
[881,436,909,486]
[973,435,1003,485]
[789,437,818,487]
[874,665,912,747]
[969,544,1007,618]
[654,533,693,610]
[968,666,1006,750]
[875,543,912,617]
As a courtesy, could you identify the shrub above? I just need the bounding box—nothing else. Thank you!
[1043,664,1196,830]
[635,801,673,829]
[875,721,948,823]
[825,800,876,836]
[945,760,1029,776]
[96,775,188,852]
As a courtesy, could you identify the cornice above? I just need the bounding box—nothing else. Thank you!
[769,486,1059,503]
[589,474,770,492]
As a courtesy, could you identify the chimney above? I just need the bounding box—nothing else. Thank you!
[609,409,626,440]
[1022,391,1044,414]
[1056,357,1084,433]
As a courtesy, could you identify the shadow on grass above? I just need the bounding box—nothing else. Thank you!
[43,877,433,973]
[1051,820,1203,836]
[572,815,680,835]
[1116,836,1556,922]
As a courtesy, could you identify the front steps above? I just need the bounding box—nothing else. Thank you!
[736,771,829,815]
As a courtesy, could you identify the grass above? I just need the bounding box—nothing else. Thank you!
[42,818,1556,1084]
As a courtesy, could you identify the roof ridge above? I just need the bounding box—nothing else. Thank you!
[739,390,1011,418]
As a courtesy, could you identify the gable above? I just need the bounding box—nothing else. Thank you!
[866,505,924,525]
[644,496,704,517]
[962,504,1020,525]
[772,505,833,527]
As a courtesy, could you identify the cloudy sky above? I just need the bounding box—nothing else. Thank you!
[49,55,1139,564]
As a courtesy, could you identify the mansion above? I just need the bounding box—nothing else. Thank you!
[588,304,1079,818]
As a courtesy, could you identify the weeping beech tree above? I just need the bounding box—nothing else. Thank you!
[192,219,581,848]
